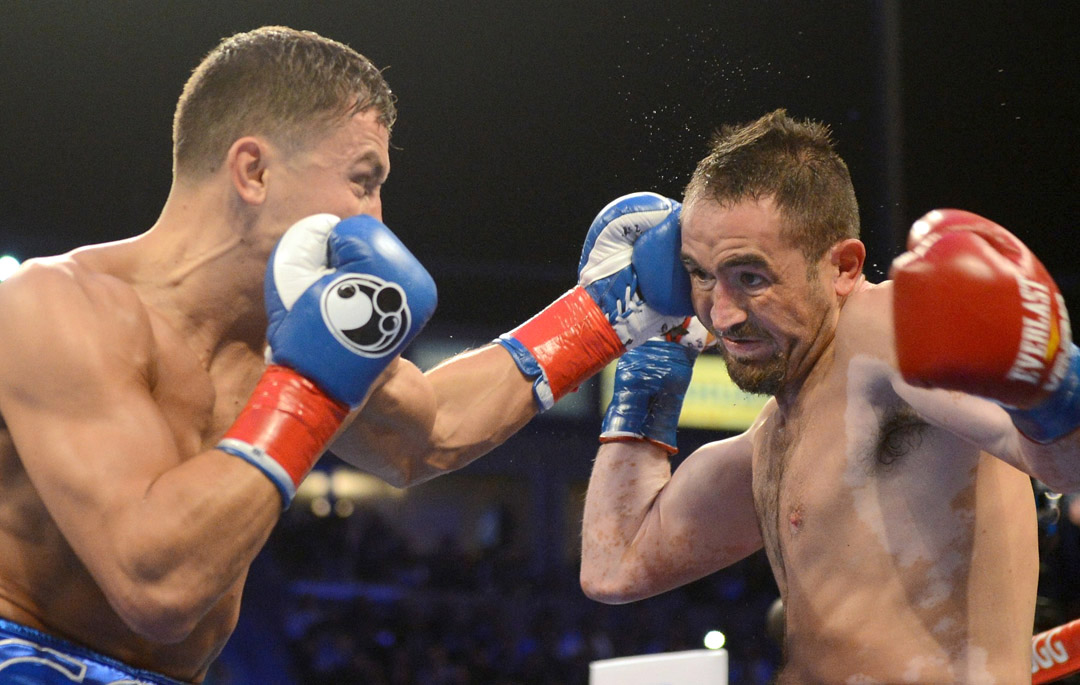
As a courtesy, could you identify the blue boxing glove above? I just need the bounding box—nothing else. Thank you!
[1004,345,1080,443]
[264,213,437,405]
[578,192,695,342]
[498,192,694,410]
[217,213,437,508]
[600,317,711,453]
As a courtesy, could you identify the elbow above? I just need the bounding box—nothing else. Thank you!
[1037,474,1080,497]
[579,565,641,605]
[1026,458,1080,496]
[105,546,217,643]
[109,581,206,643]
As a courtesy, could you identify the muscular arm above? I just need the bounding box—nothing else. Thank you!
[331,344,538,487]
[847,282,1080,493]
[0,264,280,643]
[335,192,691,487]
[891,380,1080,493]
[580,431,763,604]
[886,208,1080,492]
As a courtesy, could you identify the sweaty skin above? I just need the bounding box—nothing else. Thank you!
[0,252,274,679]
[581,196,1042,684]
[753,287,1036,683]
[0,105,538,681]
[0,108,376,680]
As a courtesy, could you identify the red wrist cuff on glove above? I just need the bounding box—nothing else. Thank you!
[220,365,349,507]
[598,433,679,455]
[509,286,626,402]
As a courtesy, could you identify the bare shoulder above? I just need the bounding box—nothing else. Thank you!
[690,397,776,462]
[0,256,155,393]
[834,280,896,363]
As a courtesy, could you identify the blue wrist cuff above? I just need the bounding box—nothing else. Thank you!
[217,438,294,510]
[1005,343,1080,444]
[495,335,555,411]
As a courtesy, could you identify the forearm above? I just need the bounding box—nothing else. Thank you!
[580,440,675,603]
[102,452,281,642]
[1017,434,1080,493]
[333,346,538,487]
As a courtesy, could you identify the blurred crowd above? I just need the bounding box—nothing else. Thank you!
[208,496,781,685]
[203,480,1080,685]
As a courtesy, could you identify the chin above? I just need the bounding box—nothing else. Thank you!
[722,352,786,397]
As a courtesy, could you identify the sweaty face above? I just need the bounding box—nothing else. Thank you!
[268,108,391,233]
[680,196,835,397]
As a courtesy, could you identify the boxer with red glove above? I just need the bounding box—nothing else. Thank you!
[890,208,1080,443]
[217,213,437,508]
[497,192,694,410]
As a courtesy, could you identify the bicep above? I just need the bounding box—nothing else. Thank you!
[0,274,181,575]
[890,379,1019,460]
[584,434,762,602]
[892,376,1080,488]
[647,435,763,582]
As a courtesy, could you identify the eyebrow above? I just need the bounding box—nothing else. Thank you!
[681,252,773,273]
[718,254,771,271]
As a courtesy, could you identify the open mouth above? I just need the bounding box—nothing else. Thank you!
[721,336,772,360]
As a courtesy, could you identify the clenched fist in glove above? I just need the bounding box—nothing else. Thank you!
[890,208,1079,443]
[218,214,437,507]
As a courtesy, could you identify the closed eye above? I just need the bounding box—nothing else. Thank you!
[351,177,382,198]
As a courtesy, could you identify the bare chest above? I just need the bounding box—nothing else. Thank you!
[148,322,264,460]
[750,377,936,593]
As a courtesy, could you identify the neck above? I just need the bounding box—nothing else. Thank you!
[773,339,835,415]
[112,179,270,361]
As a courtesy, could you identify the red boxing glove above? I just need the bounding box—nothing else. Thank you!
[890,209,1073,409]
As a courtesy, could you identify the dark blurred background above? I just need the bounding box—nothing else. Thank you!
[2,2,1078,683]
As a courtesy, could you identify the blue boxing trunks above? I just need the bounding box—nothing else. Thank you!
[0,617,188,684]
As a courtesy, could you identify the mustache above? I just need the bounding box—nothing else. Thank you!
[715,320,769,340]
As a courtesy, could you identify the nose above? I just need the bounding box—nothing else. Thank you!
[705,283,747,333]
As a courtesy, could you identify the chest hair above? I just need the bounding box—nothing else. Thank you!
[753,400,928,586]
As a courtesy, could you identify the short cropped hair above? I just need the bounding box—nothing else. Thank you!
[172,26,396,179]
[684,109,860,262]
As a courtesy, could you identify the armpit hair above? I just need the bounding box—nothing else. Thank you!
[875,405,928,467]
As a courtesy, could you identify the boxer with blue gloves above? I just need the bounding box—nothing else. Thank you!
[0,23,699,682]
[0,26,440,685]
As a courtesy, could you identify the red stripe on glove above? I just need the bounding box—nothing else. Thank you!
[509,286,626,402]
[222,365,349,490]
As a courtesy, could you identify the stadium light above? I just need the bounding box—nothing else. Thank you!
[703,630,726,650]
[0,255,20,282]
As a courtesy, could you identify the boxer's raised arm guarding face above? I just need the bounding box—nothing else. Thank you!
[0,212,435,644]
[580,320,764,603]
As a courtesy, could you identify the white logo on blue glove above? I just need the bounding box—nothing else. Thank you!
[320,273,411,357]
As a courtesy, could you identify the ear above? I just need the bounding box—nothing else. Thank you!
[226,136,270,205]
[829,239,866,296]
